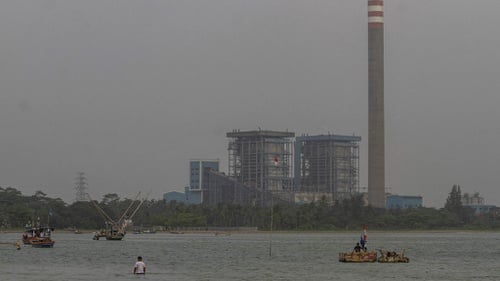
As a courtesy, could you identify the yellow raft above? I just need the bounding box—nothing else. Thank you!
[338,251,378,263]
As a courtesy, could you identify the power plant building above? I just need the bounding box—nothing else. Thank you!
[167,1,390,208]
[227,130,294,206]
[203,170,291,206]
[294,134,361,202]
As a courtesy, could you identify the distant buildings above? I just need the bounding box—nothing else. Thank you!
[386,194,423,209]
[164,159,219,204]
[461,192,496,215]
[164,129,424,209]
[165,129,363,206]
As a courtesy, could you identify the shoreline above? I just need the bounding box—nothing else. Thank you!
[2,228,499,235]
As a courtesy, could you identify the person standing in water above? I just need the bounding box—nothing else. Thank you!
[133,256,146,275]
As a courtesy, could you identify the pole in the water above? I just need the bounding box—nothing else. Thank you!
[269,193,274,257]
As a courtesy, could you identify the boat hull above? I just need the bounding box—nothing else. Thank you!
[339,251,377,263]
[105,236,124,241]
[377,250,410,263]
[31,240,55,248]
[377,257,410,263]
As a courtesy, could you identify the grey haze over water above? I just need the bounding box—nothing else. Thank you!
[1,1,500,207]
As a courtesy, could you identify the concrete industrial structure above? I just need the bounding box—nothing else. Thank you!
[203,170,290,206]
[368,0,386,208]
[227,129,295,206]
[294,134,361,202]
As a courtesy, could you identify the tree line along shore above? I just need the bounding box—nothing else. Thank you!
[1,186,498,231]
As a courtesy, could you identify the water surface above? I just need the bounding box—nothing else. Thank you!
[0,231,498,280]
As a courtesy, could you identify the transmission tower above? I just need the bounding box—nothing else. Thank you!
[75,172,88,202]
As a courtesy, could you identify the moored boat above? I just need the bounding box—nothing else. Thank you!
[105,228,125,240]
[92,226,125,240]
[88,191,147,241]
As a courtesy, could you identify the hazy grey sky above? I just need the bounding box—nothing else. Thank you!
[1,0,500,208]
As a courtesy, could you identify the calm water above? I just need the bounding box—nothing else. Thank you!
[0,230,499,281]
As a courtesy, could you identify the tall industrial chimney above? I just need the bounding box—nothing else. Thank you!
[368,0,385,208]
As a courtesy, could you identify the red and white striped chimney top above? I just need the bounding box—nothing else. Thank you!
[368,0,384,28]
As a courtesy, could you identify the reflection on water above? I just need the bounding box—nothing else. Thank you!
[0,231,499,281]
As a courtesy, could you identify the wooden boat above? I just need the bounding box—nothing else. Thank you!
[22,211,56,248]
[339,251,378,262]
[338,225,410,263]
[22,229,36,245]
[92,226,125,240]
[92,230,106,240]
[377,250,410,263]
[88,191,147,241]
[22,226,55,246]
[23,227,55,248]
[105,228,125,240]
[31,237,55,248]
[339,225,376,262]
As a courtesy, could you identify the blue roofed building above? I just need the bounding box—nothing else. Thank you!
[163,188,190,203]
[386,194,423,209]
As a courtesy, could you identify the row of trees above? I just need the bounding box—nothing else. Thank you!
[1,186,498,231]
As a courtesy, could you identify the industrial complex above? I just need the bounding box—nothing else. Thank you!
[164,1,419,209]
[165,129,364,206]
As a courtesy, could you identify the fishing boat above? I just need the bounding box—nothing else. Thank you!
[22,214,56,248]
[22,228,36,245]
[92,223,125,240]
[21,210,56,248]
[339,224,378,263]
[377,249,410,263]
[31,236,55,248]
[338,251,378,263]
[105,227,125,240]
[22,226,55,248]
[88,192,148,241]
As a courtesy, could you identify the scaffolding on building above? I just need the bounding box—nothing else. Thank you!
[294,134,360,202]
[227,129,295,206]
[74,172,88,202]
